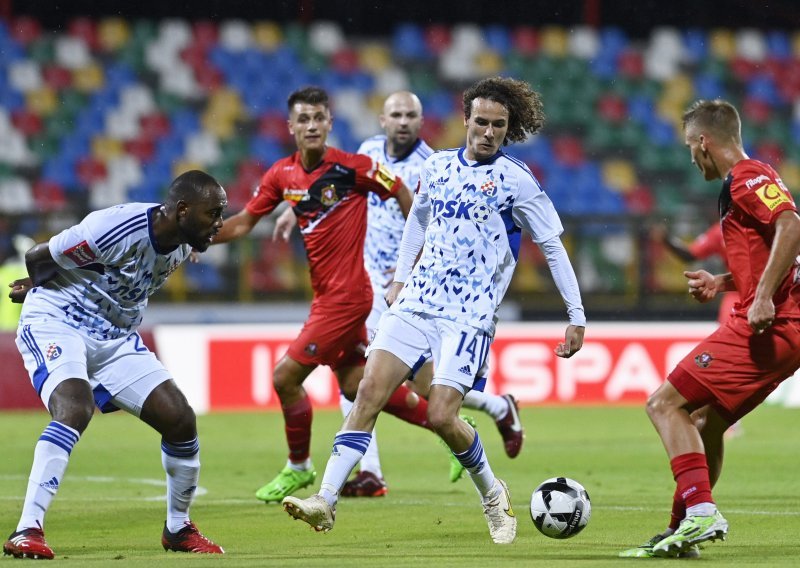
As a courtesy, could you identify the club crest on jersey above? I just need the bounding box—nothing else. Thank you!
[755,182,792,211]
[63,240,96,267]
[305,343,318,356]
[694,352,713,368]
[480,179,498,197]
[46,343,62,361]
[319,184,339,207]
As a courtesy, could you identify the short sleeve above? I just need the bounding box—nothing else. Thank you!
[246,165,283,217]
[49,208,134,269]
[687,223,724,260]
[731,162,796,225]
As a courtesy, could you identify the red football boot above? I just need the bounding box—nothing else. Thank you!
[341,471,388,497]
[3,527,55,559]
[495,394,524,458]
[161,521,224,554]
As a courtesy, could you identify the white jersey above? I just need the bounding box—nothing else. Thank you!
[394,148,566,334]
[358,135,433,294]
[21,203,190,340]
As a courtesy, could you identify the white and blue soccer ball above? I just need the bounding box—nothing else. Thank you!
[530,477,591,539]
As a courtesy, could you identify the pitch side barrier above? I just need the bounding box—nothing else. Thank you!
[152,322,800,414]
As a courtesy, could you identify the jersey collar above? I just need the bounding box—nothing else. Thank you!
[385,138,422,163]
[458,147,503,167]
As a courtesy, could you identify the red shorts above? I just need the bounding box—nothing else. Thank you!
[669,316,800,423]
[286,297,371,371]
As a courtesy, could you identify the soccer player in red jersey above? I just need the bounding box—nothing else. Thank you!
[211,86,427,503]
[621,99,800,558]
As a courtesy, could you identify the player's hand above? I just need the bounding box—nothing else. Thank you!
[748,297,775,335]
[684,270,717,303]
[8,277,33,303]
[555,325,584,358]
[385,281,404,307]
[273,209,296,242]
[189,250,200,263]
[382,267,396,288]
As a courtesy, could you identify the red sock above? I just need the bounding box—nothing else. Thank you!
[382,384,431,430]
[670,452,714,509]
[669,487,685,530]
[283,396,313,463]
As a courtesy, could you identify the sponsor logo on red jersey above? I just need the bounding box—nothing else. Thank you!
[755,182,792,211]
[63,240,96,266]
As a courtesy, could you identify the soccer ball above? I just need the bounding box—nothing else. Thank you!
[530,477,591,539]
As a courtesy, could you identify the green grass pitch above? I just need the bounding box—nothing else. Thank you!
[1,405,799,566]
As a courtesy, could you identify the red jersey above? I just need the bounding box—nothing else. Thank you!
[688,223,725,264]
[721,159,800,319]
[246,147,401,302]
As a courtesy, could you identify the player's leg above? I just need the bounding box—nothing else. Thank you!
[645,376,727,557]
[126,379,222,554]
[257,354,317,502]
[428,383,515,544]
[409,363,468,482]
[283,348,412,531]
[5,325,92,560]
[339,392,385,497]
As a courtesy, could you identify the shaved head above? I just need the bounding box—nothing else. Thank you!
[380,91,424,157]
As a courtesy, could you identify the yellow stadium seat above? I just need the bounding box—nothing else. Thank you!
[602,159,638,193]
[72,64,104,92]
[173,160,204,178]
[475,51,503,74]
[98,18,131,52]
[709,28,736,60]
[358,43,391,73]
[91,136,124,161]
[252,21,283,51]
[540,26,568,57]
[202,112,235,139]
[778,160,800,192]
[25,87,57,116]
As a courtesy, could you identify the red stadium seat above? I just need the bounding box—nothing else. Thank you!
[552,135,585,167]
[742,97,771,124]
[511,26,539,55]
[11,16,42,46]
[139,112,171,139]
[424,25,451,55]
[596,93,627,123]
[68,17,100,51]
[192,20,219,50]
[617,49,644,78]
[11,109,43,137]
[32,179,67,212]
[124,137,156,162]
[42,65,73,90]
[76,157,108,185]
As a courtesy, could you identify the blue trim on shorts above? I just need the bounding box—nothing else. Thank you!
[408,355,427,379]
[93,384,120,413]
[472,376,487,392]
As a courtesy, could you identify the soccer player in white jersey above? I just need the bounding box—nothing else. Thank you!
[347,92,526,496]
[282,77,586,544]
[3,171,226,559]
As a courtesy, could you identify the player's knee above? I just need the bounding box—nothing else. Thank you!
[49,380,95,433]
[426,407,453,436]
[161,406,197,441]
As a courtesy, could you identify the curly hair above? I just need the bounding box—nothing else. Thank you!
[287,86,330,111]
[462,77,545,145]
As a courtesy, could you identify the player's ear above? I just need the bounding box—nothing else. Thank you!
[176,200,189,218]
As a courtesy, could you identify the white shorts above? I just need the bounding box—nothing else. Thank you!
[16,320,171,416]
[366,310,491,395]
[366,291,389,342]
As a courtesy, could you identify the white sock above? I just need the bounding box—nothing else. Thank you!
[686,502,717,517]
[452,431,496,498]
[287,458,313,471]
[463,391,509,421]
[318,431,371,507]
[339,394,382,477]
[161,438,200,534]
[18,422,79,532]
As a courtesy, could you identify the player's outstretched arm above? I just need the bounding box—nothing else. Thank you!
[211,209,260,244]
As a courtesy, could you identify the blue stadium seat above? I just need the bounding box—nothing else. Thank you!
[683,29,708,62]
[392,23,428,60]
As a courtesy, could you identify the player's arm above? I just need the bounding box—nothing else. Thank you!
[9,243,59,303]
[211,209,261,244]
[272,206,297,242]
[387,188,430,306]
[749,209,800,333]
[394,180,413,217]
